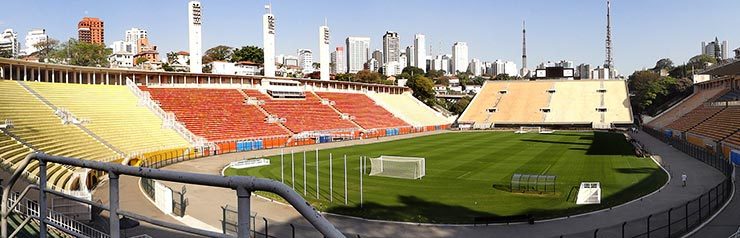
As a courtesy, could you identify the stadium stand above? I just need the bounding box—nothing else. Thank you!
[459,80,632,127]
[367,92,450,127]
[243,90,359,132]
[27,82,190,154]
[457,81,508,126]
[689,106,740,141]
[645,86,728,129]
[491,81,552,123]
[0,80,118,190]
[314,92,408,129]
[141,87,290,141]
[666,105,725,132]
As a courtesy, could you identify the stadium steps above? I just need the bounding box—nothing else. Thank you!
[27,82,190,154]
[237,89,294,135]
[15,81,126,158]
[314,92,408,129]
[719,128,740,144]
[243,90,359,133]
[310,91,366,130]
[0,80,116,191]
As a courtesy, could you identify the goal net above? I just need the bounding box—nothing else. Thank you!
[515,126,541,134]
[576,182,601,205]
[369,156,426,179]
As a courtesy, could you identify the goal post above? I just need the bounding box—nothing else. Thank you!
[369,156,425,179]
[515,126,541,134]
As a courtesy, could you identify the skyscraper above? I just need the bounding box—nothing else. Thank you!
[405,46,415,70]
[414,34,426,72]
[188,0,203,73]
[382,31,400,64]
[263,4,276,77]
[78,17,104,45]
[702,37,729,60]
[452,42,469,74]
[319,23,330,80]
[346,37,370,73]
[332,46,346,74]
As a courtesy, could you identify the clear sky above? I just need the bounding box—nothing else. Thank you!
[2,0,739,74]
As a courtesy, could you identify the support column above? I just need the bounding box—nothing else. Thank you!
[109,173,120,238]
[38,160,48,238]
[236,187,251,238]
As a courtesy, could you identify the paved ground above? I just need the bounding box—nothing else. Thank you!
[692,167,738,238]
[91,130,728,237]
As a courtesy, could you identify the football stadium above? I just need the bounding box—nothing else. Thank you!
[0,1,739,238]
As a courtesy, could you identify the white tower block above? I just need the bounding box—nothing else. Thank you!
[319,22,330,81]
[188,0,203,73]
[263,4,276,77]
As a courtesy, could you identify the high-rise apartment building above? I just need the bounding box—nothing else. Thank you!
[78,17,104,44]
[382,31,400,64]
[451,42,468,74]
[414,34,426,72]
[331,46,346,74]
[346,37,370,73]
[0,29,20,57]
[21,29,48,56]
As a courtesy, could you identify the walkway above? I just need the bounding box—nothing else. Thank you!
[692,167,738,238]
[92,130,726,237]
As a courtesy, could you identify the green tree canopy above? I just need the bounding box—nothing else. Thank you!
[32,38,59,62]
[425,69,444,79]
[231,46,264,64]
[355,70,383,84]
[406,75,435,103]
[50,39,112,67]
[203,45,233,64]
[450,96,472,115]
[652,58,674,71]
[402,66,425,77]
[494,74,513,80]
[628,70,677,112]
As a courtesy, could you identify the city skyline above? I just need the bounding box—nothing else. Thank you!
[1,0,739,74]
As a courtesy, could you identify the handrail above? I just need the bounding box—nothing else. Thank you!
[125,78,208,147]
[7,191,108,238]
[1,153,344,238]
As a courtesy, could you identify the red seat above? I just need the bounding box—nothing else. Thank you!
[140,87,289,141]
[315,92,409,129]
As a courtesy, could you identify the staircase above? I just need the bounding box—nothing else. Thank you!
[236,89,294,135]
[311,91,365,130]
[16,81,126,158]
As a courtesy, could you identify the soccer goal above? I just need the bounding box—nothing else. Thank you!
[369,156,426,179]
[515,126,541,134]
[576,182,601,205]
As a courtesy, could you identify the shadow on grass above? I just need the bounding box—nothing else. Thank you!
[325,195,498,224]
[519,139,591,146]
[586,131,636,156]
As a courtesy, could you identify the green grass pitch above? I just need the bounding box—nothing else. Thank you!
[223,131,667,223]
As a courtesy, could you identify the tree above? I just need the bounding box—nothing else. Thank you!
[0,49,12,58]
[135,57,149,65]
[435,76,450,86]
[203,45,233,64]
[406,75,435,103]
[355,70,382,83]
[425,69,444,79]
[450,96,472,115]
[312,62,320,69]
[402,66,425,77]
[652,58,674,71]
[231,46,263,64]
[456,72,471,86]
[494,74,513,80]
[472,76,487,85]
[687,54,717,70]
[628,70,676,112]
[33,38,60,62]
[50,39,112,67]
[165,51,179,64]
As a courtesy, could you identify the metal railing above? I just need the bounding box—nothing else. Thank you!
[6,190,108,238]
[0,153,345,238]
[556,127,735,238]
